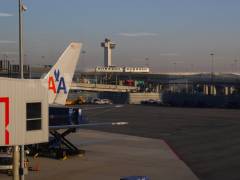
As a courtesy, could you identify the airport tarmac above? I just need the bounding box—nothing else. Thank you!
[0,130,197,180]
[1,104,239,180]
[83,104,240,180]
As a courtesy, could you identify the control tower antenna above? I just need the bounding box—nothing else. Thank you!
[101,38,116,67]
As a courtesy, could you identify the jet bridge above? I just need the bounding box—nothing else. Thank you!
[0,77,48,146]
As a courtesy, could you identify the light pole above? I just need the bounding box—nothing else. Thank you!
[231,63,234,72]
[234,59,238,72]
[190,64,194,72]
[145,57,149,68]
[81,50,86,71]
[172,62,177,92]
[19,0,27,78]
[173,62,177,73]
[210,52,214,82]
[17,1,27,180]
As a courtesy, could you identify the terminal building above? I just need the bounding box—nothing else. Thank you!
[1,57,240,106]
[1,38,240,107]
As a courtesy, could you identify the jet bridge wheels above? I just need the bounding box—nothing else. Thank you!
[27,128,85,159]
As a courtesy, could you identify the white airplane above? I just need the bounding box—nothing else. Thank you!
[42,42,127,128]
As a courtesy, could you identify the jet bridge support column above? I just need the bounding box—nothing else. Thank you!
[224,86,229,96]
[210,85,216,96]
[230,87,235,94]
[204,85,209,95]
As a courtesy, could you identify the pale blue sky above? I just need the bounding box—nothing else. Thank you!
[1,0,240,72]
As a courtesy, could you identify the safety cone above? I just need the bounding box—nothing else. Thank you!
[24,158,29,174]
[29,153,40,171]
[62,155,68,161]
[30,161,40,171]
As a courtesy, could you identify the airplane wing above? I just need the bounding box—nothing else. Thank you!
[49,104,127,130]
[49,122,128,130]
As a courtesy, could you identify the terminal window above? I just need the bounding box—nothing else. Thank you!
[26,102,42,131]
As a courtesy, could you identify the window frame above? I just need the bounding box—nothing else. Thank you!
[26,102,42,131]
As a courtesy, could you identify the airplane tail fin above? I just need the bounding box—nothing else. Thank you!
[44,42,82,105]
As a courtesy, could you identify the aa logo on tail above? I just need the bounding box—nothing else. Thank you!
[48,69,67,94]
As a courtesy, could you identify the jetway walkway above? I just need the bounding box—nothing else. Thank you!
[71,83,137,92]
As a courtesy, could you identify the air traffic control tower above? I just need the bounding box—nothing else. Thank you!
[101,38,116,67]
